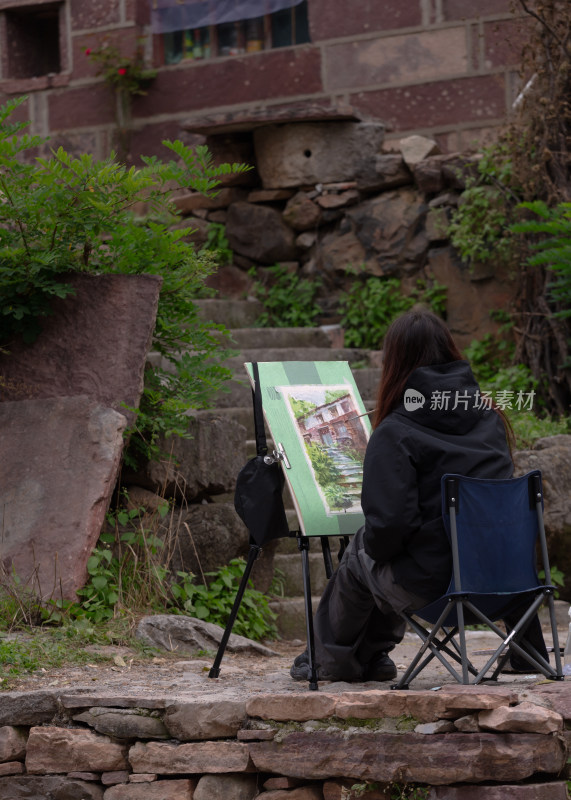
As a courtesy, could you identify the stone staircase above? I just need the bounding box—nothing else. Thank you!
[197,299,382,639]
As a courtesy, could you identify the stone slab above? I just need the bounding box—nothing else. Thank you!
[26,727,128,774]
[0,396,127,599]
[254,122,385,188]
[0,273,161,422]
[0,692,59,727]
[105,779,196,799]
[248,731,565,783]
[164,698,247,740]
[0,775,104,799]
[129,741,253,774]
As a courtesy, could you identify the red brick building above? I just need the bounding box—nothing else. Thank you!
[0,0,525,162]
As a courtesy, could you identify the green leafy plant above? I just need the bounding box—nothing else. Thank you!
[341,782,382,799]
[0,96,251,464]
[389,784,430,800]
[447,143,517,265]
[511,200,571,320]
[61,496,276,640]
[338,274,447,349]
[249,264,322,328]
[200,221,233,266]
[170,559,277,641]
[85,38,157,158]
[85,40,157,97]
[538,564,565,599]
[509,412,569,450]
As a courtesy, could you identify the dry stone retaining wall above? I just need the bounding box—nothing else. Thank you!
[1,685,570,799]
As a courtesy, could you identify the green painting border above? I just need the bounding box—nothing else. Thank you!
[246,361,371,537]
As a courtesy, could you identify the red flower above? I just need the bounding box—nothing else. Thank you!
[84,48,92,56]
[117,67,127,76]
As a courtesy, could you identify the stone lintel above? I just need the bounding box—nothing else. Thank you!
[182,103,362,136]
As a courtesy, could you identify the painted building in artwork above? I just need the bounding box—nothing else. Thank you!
[0,0,526,163]
[298,394,368,454]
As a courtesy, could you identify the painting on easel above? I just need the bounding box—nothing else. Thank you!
[244,362,372,537]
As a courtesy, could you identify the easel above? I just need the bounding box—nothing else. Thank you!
[209,361,368,690]
[208,532,350,690]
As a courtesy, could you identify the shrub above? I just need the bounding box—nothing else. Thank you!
[249,264,322,328]
[338,275,447,349]
[0,96,251,463]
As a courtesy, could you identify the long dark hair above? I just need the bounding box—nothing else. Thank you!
[372,310,514,455]
[373,309,463,428]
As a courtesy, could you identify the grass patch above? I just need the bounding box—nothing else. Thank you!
[0,616,158,689]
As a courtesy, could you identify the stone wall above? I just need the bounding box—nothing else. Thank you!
[0,0,527,162]
[177,130,516,352]
[1,685,570,799]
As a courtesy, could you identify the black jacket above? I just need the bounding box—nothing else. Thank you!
[361,360,513,600]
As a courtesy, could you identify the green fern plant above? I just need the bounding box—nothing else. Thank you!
[511,200,571,318]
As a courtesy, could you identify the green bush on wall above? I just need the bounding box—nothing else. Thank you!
[339,274,447,350]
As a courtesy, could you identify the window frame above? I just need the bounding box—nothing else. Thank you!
[160,0,309,65]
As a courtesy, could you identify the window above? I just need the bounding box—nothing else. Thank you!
[161,0,310,64]
[4,2,62,79]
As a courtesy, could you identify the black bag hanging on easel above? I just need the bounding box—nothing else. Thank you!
[233,362,289,545]
[209,362,289,679]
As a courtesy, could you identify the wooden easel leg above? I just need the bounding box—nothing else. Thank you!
[209,542,261,679]
[298,535,318,690]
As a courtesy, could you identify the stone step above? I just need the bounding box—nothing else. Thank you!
[222,346,377,371]
[196,367,381,408]
[268,596,322,639]
[273,552,329,598]
[213,325,344,350]
[195,298,264,327]
[207,399,375,442]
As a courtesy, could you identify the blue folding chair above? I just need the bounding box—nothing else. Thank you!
[392,470,564,688]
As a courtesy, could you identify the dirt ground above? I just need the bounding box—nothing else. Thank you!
[2,628,566,698]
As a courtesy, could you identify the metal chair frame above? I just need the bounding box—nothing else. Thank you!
[393,470,563,689]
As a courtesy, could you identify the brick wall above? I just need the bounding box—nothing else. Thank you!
[0,0,527,161]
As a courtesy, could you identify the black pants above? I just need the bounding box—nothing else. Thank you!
[311,527,427,681]
[310,529,549,680]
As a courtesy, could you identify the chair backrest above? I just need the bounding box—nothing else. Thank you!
[441,470,545,596]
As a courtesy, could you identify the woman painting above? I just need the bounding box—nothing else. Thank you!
[291,308,546,682]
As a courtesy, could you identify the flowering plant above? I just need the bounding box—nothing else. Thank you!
[85,40,157,97]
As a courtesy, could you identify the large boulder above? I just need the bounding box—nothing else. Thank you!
[164,503,250,578]
[427,245,515,350]
[0,397,126,600]
[135,412,247,502]
[0,273,161,424]
[514,435,571,602]
[226,202,296,265]
[346,188,428,275]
